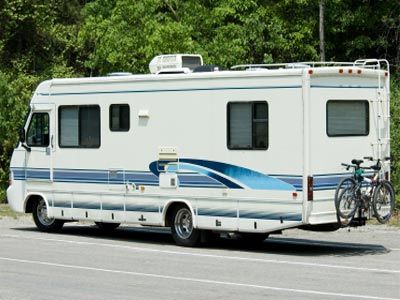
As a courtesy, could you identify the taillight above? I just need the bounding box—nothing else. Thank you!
[307,176,313,201]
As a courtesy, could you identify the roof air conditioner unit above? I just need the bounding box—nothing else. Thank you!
[149,54,203,74]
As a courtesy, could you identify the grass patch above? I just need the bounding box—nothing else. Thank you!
[367,210,400,227]
[0,204,24,219]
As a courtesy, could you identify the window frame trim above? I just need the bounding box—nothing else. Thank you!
[326,99,370,137]
[58,105,101,149]
[227,101,269,151]
[109,103,130,132]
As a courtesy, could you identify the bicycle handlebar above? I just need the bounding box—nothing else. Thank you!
[341,158,383,171]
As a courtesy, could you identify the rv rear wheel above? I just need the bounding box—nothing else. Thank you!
[32,198,64,232]
[170,205,200,247]
[95,222,120,231]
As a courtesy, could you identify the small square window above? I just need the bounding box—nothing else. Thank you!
[327,100,369,137]
[110,104,130,131]
[227,101,268,150]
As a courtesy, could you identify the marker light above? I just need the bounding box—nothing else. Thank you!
[348,69,353,74]
[339,69,344,74]
[385,72,388,77]
[357,69,362,74]
[308,69,313,75]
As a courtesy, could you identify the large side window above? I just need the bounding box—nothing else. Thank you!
[59,105,100,148]
[110,104,130,131]
[227,101,268,150]
[327,100,369,137]
[26,113,49,147]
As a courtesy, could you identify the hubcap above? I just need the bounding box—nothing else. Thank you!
[174,208,193,239]
[37,199,55,226]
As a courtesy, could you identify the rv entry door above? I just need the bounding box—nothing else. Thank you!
[24,103,55,182]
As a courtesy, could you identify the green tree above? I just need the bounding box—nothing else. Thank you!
[0,72,38,201]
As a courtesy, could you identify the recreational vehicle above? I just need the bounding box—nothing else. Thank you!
[7,56,392,246]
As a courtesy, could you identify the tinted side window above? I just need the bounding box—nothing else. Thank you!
[228,101,268,150]
[59,105,100,148]
[327,100,369,137]
[26,113,49,147]
[110,104,130,131]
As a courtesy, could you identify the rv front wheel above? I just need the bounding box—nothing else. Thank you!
[171,205,200,247]
[32,198,64,232]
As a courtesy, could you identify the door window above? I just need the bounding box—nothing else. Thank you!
[26,113,50,147]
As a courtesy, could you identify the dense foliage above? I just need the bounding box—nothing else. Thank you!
[0,0,399,204]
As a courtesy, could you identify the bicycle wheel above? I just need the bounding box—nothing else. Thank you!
[335,177,358,220]
[372,180,395,224]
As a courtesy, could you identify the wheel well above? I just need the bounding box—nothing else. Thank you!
[164,202,189,227]
[25,195,43,213]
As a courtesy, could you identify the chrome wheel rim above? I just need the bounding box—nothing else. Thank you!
[37,199,55,226]
[174,208,193,239]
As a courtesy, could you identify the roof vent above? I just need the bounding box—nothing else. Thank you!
[149,54,203,74]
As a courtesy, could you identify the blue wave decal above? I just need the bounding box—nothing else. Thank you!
[149,161,242,189]
[179,159,296,191]
[149,159,296,191]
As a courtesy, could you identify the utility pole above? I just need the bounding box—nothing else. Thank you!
[319,0,325,61]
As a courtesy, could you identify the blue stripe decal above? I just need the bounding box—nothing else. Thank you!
[53,200,71,208]
[102,203,124,211]
[125,204,159,213]
[239,211,302,221]
[73,202,101,209]
[37,85,302,97]
[197,208,237,218]
[12,165,302,191]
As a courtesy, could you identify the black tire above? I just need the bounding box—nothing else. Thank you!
[372,180,395,224]
[335,177,358,220]
[238,232,269,244]
[170,205,200,247]
[95,222,120,231]
[32,198,64,232]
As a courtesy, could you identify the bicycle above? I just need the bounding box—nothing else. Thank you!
[334,157,395,226]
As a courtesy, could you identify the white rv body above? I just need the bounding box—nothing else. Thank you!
[7,59,390,237]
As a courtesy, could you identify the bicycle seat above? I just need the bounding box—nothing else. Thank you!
[351,159,363,166]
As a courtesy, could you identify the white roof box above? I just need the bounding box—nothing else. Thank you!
[149,54,203,74]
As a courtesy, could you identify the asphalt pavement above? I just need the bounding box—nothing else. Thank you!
[0,217,399,300]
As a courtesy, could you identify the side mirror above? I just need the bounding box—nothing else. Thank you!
[19,128,26,143]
